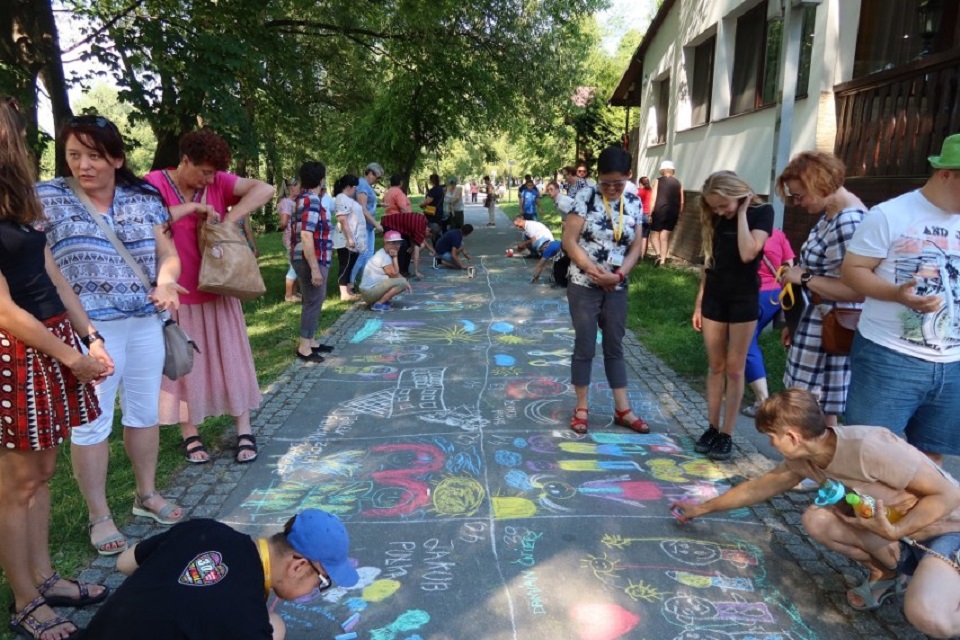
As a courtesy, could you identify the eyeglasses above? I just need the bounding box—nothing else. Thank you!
[67,115,110,129]
[788,192,806,203]
[292,559,333,603]
[598,180,628,189]
[576,169,587,175]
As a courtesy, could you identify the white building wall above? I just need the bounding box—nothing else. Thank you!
[632,0,861,197]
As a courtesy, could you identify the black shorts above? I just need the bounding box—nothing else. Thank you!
[701,275,759,324]
[650,210,679,232]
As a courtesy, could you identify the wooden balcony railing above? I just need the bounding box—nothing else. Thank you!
[834,48,960,178]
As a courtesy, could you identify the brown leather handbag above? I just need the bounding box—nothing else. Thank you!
[815,292,861,355]
[197,218,266,301]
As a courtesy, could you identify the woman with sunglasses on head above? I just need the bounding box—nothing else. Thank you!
[774,151,866,427]
[37,114,186,559]
[144,129,274,465]
[691,171,773,460]
[562,146,648,436]
[0,98,112,640]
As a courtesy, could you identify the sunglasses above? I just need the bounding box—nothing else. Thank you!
[292,559,333,603]
[1,96,21,114]
[67,115,110,129]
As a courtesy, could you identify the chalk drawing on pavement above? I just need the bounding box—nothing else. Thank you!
[339,368,446,418]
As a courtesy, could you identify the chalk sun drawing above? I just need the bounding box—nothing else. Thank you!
[624,579,668,603]
[431,476,485,517]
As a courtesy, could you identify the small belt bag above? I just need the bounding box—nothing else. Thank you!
[813,292,861,355]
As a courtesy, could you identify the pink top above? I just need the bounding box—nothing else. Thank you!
[758,228,795,291]
[382,186,411,215]
[144,169,241,304]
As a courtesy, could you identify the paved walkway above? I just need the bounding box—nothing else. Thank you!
[72,205,928,639]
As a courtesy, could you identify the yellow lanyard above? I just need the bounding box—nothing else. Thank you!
[256,538,271,599]
[602,195,625,243]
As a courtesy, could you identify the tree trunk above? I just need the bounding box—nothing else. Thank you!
[2,0,73,171]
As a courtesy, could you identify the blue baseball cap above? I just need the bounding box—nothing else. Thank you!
[287,509,359,587]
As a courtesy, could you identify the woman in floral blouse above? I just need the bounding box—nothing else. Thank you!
[561,146,648,435]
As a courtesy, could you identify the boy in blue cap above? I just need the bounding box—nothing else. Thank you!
[84,509,359,639]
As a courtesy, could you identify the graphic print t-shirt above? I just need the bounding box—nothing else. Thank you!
[521,188,539,214]
[848,190,960,361]
[84,519,271,640]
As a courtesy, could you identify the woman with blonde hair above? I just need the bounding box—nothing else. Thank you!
[692,171,773,460]
[774,151,866,426]
[0,97,111,639]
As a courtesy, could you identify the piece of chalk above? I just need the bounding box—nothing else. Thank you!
[335,633,358,640]
[341,613,361,631]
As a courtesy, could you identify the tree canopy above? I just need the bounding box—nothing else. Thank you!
[3,0,651,213]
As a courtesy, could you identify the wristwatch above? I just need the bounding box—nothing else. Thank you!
[80,331,105,347]
[799,271,814,288]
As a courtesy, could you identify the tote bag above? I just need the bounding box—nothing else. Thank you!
[196,191,266,301]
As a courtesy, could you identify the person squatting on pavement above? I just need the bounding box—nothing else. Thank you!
[83,509,359,640]
[562,146,648,436]
[360,231,412,311]
[434,225,473,270]
[512,215,555,258]
[672,388,960,639]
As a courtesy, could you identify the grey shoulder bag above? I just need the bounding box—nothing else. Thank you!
[65,178,199,380]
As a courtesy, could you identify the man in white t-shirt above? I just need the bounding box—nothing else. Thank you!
[841,134,960,463]
[512,216,555,258]
[359,231,410,311]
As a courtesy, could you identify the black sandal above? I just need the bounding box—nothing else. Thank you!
[37,572,109,608]
[182,435,211,464]
[236,433,258,464]
[9,595,82,639]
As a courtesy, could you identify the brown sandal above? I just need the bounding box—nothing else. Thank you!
[570,407,589,434]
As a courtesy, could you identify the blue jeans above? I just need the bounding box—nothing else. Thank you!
[845,332,960,456]
[350,227,377,284]
[745,288,782,383]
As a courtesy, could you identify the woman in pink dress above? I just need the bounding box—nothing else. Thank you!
[144,129,274,464]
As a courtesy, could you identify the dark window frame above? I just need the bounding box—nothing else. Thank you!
[691,36,716,126]
[730,2,768,115]
[656,75,670,144]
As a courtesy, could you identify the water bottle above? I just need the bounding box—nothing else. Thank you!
[845,492,904,523]
[814,479,855,517]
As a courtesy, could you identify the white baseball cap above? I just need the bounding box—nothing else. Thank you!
[659,160,675,171]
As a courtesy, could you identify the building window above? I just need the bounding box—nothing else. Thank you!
[731,1,785,115]
[796,5,816,97]
[656,75,670,144]
[691,36,715,126]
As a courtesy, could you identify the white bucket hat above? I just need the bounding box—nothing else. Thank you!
[659,160,675,171]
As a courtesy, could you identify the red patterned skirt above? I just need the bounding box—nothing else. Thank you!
[0,313,101,451]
